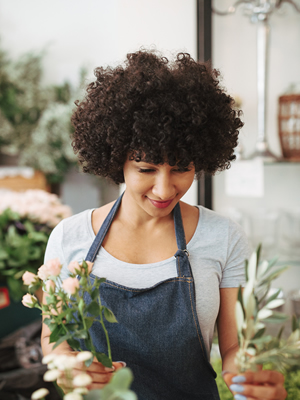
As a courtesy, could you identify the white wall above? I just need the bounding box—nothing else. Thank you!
[212,0,300,158]
[0,0,198,210]
[212,1,300,213]
[212,1,300,302]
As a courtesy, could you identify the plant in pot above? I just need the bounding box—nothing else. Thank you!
[0,189,72,303]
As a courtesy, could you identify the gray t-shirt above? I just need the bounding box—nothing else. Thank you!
[44,205,251,355]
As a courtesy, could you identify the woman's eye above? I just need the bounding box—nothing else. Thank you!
[138,168,155,173]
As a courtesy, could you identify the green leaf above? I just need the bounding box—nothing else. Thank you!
[0,248,8,260]
[250,335,273,344]
[248,251,257,284]
[292,315,300,332]
[265,288,281,305]
[265,299,285,310]
[85,317,94,330]
[260,266,289,287]
[84,390,103,400]
[264,312,289,324]
[252,327,266,340]
[244,259,249,282]
[97,368,137,400]
[52,334,71,349]
[49,325,65,343]
[277,325,284,340]
[91,288,99,300]
[109,367,134,390]
[67,337,80,350]
[74,330,88,339]
[103,307,118,323]
[86,301,101,316]
[235,301,244,333]
[43,317,54,327]
[95,277,106,285]
[256,244,262,265]
[95,352,112,368]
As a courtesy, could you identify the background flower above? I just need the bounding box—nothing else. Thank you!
[0,190,71,301]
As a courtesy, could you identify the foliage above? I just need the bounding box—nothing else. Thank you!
[23,259,136,399]
[0,43,83,183]
[0,208,50,301]
[235,245,300,372]
[212,356,300,400]
[0,190,71,300]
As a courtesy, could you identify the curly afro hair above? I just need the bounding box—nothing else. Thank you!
[71,50,243,184]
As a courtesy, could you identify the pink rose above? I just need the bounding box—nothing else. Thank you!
[68,261,81,275]
[62,277,79,295]
[22,293,37,308]
[22,271,38,286]
[38,264,50,281]
[45,258,62,277]
[37,258,62,281]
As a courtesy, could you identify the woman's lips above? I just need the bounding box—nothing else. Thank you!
[148,198,174,209]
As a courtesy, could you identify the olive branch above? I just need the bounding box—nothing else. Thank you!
[235,245,300,372]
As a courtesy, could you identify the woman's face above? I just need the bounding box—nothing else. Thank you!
[123,158,195,218]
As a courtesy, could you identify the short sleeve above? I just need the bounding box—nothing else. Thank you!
[44,221,70,284]
[220,221,252,288]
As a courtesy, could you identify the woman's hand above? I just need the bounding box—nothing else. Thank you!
[223,370,287,400]
[54,352,125,392]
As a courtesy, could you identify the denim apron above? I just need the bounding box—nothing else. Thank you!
[82,194,220,400]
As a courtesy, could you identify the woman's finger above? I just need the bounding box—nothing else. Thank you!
[230,382,287,400]
[241,370,285,385]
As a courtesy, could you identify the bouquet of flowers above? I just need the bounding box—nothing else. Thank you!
[22,258,136,400]
[234,245,300,372]
[0,189,71,301]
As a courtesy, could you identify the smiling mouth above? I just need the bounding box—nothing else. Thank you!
[147,198,174,209]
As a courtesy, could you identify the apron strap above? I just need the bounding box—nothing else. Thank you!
[86,193,192,279]
[173,202,187,252]
[173,202,192,278]
[85,192,124,262]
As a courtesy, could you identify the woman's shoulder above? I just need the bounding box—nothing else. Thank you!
[48,208,95,245]
[91,200,116,234]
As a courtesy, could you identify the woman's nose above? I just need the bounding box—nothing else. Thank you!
[152,173,176,200]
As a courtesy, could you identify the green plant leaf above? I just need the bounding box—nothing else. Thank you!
[49,324,65,343]
[0,248,8,260]
[103,307,118,323]
[52,334,71,349]
[91,288,99,300]
[250,335,273,344]
[259,266,289,287]
[67,337,80,350]
[292,315,300,332]
[97,368,137,400]
[252,327,266,340]
[235,301,244,333]
[85,317,94,330]
[277,326,284,340]
[265,288,281,305]
[86,301,101,316]
[95,352,112,368]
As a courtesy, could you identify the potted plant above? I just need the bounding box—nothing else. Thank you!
[0,189,71,338]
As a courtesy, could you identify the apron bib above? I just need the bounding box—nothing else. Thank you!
[81,194,220,400]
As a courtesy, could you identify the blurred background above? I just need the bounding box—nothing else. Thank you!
[0,0,300,398]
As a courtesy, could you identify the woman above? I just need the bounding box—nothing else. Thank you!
[41,50,287,400]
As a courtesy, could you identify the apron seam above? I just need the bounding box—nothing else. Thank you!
[188,280,207,360]
[103,278,193,292]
